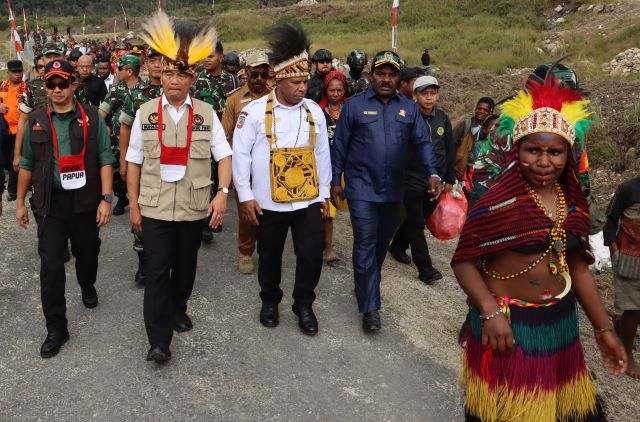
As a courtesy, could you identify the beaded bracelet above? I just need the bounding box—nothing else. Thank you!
[479,309,503,321]
[593,326,614,335]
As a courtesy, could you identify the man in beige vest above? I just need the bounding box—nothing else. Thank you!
[125,12,231,363]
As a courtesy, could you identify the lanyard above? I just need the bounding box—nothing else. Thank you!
[46,101,88,161]
[157,97,194,157]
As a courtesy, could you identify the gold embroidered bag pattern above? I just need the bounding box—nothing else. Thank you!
[265,92,319,203]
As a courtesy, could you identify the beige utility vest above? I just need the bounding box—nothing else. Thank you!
[137,97,213,221]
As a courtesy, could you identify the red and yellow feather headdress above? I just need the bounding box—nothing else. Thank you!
[498,77,592,148]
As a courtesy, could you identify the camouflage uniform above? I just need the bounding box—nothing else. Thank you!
[99,78,147,201]
[19,78,48,114]
[118,83,163,253]
[191,69,238,201]
[347,73,370,97]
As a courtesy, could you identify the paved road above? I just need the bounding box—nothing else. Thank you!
[0,199,463,421]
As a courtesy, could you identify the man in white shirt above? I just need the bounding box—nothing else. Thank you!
[126,12,231,363]
[233,22,331,336]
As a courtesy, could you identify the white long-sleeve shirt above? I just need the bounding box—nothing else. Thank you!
[232,91,331,212]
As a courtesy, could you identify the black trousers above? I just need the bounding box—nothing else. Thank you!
[36,190,100,333]
[142,216,203,348]
[256,203,324,306]
[0,134,17,196]
[390,188,437,271]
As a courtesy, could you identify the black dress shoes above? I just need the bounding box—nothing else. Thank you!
[201,226,214,244]
[173,313,193,332]
[292,304,318,336]
[112,196,129,216]
[389,246,411,264]
[146,346,171,363]
[81,285,98,308]
[40,330,70,358]
[259,303,279,327]
[362,310,381,332]
[419,267,443,285]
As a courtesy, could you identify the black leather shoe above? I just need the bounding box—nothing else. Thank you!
[292,304,318,336]
[212,224,223,233]
[173,313,193,332]
[135,253,146,286]
[362,310,381,332]
[7,193,16,201]
[418,267,443,285]
[201,227,213,244]
[81,285,98,308]
[40,330,70,358]
[389,247,411,264]
[146,346,171,363]
[259,303,279,327]
[112,197,129,216]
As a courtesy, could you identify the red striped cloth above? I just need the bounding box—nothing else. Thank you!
[452,147,592,265]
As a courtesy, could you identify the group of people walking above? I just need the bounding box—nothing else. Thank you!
[0,9,638,422]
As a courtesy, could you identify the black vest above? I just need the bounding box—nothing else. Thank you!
[28,103,102,217]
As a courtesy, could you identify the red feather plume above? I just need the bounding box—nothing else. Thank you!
[527,77,582,111]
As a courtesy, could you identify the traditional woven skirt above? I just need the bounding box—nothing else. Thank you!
[460,292,605,422]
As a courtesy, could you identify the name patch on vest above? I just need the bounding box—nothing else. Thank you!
[141,124,166,130]
[192,125,211,131]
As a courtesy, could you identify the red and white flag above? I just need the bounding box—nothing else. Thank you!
[7,1,24,59]
[391,0,399,52]
[157,0,162,11]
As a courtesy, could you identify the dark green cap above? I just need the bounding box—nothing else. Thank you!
[118,55,141,70]
[371,50,401,72]
[43,41,64,56]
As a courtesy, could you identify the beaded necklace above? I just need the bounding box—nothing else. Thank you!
[481,180,568,279]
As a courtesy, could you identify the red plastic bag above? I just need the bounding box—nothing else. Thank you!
[426,190,468,241]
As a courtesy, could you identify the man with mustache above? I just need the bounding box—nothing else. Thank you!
[331,51,441,332]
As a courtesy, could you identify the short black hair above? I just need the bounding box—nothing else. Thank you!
[215,41,223,54]
[35,53,44,62]
[476,97,495,110]
[399,67,418,83]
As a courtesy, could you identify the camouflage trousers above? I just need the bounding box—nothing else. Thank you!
[111,138,127,200]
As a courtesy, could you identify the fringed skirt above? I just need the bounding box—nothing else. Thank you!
[460,292,606,422]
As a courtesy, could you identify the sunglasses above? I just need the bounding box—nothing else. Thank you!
[249,71,269,80]
[317,60,332,64]
[45,79,71,90]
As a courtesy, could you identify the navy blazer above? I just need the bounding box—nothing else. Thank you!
[331,88,437,202]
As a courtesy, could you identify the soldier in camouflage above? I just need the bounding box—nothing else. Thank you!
[346,49,370,96]
[99,55,146,216]
[118,48,163,285]
[191,41,239,243]
[306,49,333,103]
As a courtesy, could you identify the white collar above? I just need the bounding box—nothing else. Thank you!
[161,94,193,109]
[272,88,304,110]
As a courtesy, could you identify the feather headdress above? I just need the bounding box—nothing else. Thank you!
[139,10,217,74]
[264,22,311,80]
[498,73,591,148]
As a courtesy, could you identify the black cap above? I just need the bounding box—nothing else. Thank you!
[7,60,23,72]
[44,60,75,80]
[224,52,240,66]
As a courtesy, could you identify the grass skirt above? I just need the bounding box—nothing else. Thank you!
[460,292,605,422]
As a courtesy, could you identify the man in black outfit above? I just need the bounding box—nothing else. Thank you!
[15,60,114,358]
[77,55,107,106]
[305,48,333,103]
[389,76,454,284]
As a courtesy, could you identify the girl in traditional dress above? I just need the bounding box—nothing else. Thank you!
[452,75,627,421]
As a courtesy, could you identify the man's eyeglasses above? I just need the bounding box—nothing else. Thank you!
[45,79,71,90]
[249,71,269,80]
[317,60,332,64]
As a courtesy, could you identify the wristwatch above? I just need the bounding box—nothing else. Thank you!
[101,194,113,203]
[218,187,229,194]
